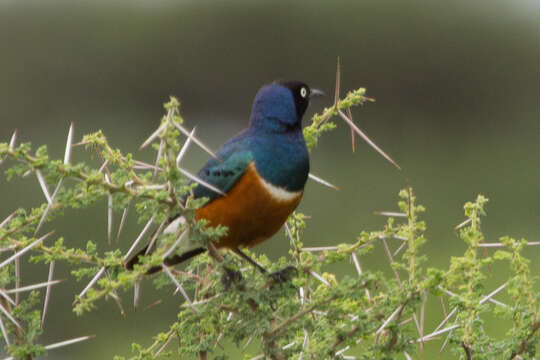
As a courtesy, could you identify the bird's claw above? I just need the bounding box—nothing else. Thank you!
[221,267,243,289]
[268,265,297,284]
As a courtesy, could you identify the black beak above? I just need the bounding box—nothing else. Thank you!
[309,88,325,98]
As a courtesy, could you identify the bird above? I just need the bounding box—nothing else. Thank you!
[126,80,323,278]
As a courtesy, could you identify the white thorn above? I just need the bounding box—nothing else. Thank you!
[376,304,404,335]
[133,280,141,311]
[123,216,155,262]
[479,283,507,305]
[14,258,20,305]
[310,271,330,286]
[439,328,454,353]
[455,218,472,229]
[418,324,460,342]
[153,140,165,179]
[35,179,63,236]
[144,218,168,255]
[0,232,52,270]
[302,246,339,252]
[6,278,63,294]
[140,122,167,149]
[74,267,105,305]
[433,307,458,333]
[105,174,113,245]
[0,303,22,329]
[478,241,540,248]
[41,260,54,329]
[0,211,16,229]
[34,203,52,236]
[44,335,95,351]
[282,342,295,350]
[335,345,350,356]
[338,110,401,170]
[242,334,255,350]
[8,130,17,150]
[284,223,296,251]
[137,184,167,191]
[176,127,196,168]
[308,173,339,190]
[393,241,407,257]
[162,229,189,260]
[116,204,130,242]
[161,265,193,307]
[98,160,109,173]
[0,289,15,306]
[374,211,407,217]
[0,316,10,346]
[64,122,74,165]
[172,121,218,159]
[36,170,53,204]
[178,167,225,196]
[352,253,371,300]
[298,330,309,360]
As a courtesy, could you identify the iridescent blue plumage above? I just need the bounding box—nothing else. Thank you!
[193,82,310,202]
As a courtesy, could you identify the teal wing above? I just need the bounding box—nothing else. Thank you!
[191,149,253,203]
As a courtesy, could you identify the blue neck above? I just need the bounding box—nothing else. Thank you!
[246,127,310,191]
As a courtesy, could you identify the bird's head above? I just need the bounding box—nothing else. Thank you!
[249,81,324,132]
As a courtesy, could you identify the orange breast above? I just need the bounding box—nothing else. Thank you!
[195,163,302,249]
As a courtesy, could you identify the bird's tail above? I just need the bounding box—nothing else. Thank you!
[125,216,207,274]
[125,245,206,274]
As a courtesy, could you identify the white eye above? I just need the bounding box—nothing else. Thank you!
[300,87,308,98]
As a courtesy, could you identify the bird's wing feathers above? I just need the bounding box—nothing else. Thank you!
[192,147,253,203]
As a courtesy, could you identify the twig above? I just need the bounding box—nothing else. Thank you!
[510,321,540,359]
[461,341,472,360]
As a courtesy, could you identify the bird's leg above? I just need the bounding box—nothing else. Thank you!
[233,248,267,274]
[233,248,297,283]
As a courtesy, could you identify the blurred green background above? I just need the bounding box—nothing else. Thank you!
[1,0,540,358]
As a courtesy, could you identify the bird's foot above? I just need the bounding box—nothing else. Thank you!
[221,267,243,289]
[268,266,297,284]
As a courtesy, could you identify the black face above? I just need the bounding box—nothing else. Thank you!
[279,81,312,120]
